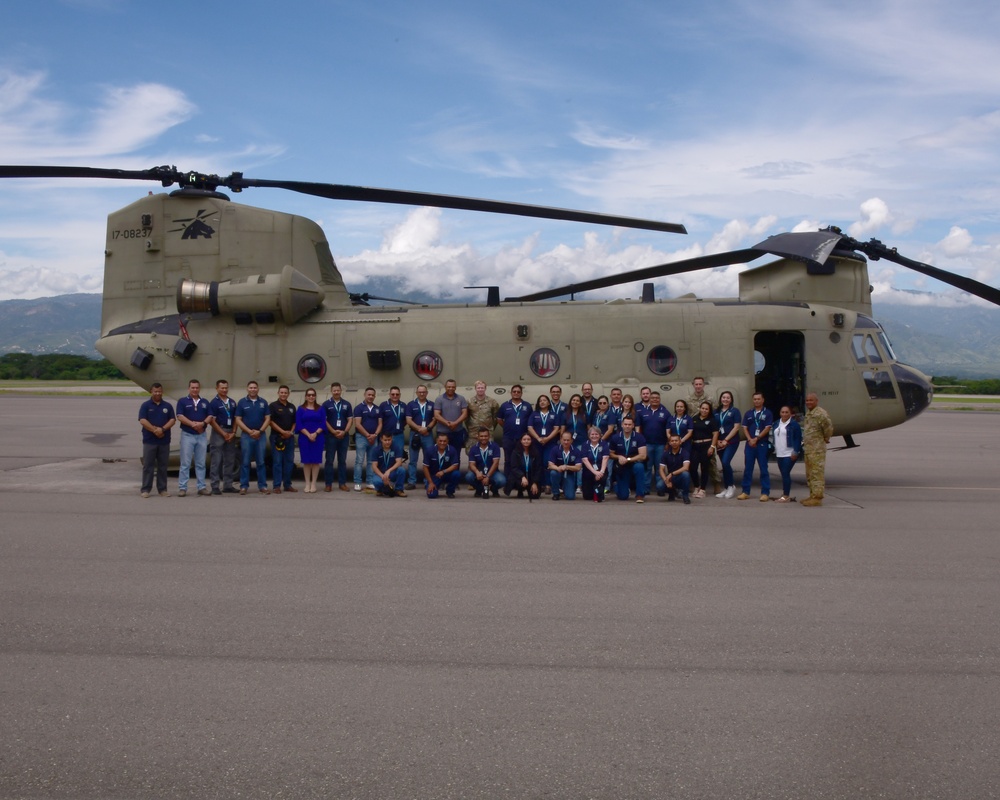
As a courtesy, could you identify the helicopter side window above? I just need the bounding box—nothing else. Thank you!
[414,351,443,381]
[851,334,868,364]
[297,354,327,384]
[530,348,560,379]
[877,329,898,361]
[864,335,883,364]
[863,370,897,400]
[646,345,678,376]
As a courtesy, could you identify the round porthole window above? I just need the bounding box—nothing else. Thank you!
[297,354,326,384]
[646,346,677,376]
[530,348,560,378]
[414,351,443,381]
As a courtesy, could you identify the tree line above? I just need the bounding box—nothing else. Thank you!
[932,376,1000,394]
[0,353,126,381]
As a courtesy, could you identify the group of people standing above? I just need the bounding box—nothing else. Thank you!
[138,376,834,506]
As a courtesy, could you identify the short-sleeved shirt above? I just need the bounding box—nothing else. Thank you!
[236,396,270,430]
[660,448,690,474]
[209,395,237,429]
[609,432,647,459]
[668,414,692,441]
[498,400,533,439]
[637,406,669,445]
[139,398,175,445]
[424,444,459,475]
[354,402,382,436]
[269,400,296,437]
[435,392,468,425]
[176,395,211,434]
[742,407,774,440]
[690,414,720,441]
[380,401,408,435]
[406,398,436,430]
[546,444,581,468]
[715,406,741,438]
[529,410,559,439]
[582,440,610,468]
[468,441,502,474]
[369,443,405,473]
[466,395,500,433]
[322,398,352,432]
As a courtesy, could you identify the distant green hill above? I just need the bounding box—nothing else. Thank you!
[1,292,998,378]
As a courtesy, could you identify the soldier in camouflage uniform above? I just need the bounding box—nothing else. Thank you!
[801,392,833,506]
[687,377,722,493]
[466,380,500,437]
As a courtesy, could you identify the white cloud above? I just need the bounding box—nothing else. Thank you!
[848,198,892,237]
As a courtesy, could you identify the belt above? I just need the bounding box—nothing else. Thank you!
[693,438,714,443]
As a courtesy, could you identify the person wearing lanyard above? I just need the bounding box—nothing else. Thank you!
[235,380,271,495]
[546,431,582,500]
[528,394,560,491]
[669,399,693,455]
[380,386,407,454]
[322,382,353,492]
[466,426,505,498]
[405,385,436,489]
[564,394,589,448]
[424,432,461,498]
[353,387,382,491]
[548,385,567,432]
[580,426,610,502]
[738,392,774,501]
[504,432,543,499]
[498,384,533,477]
[581,383,597,426]
[370,431,406,497]
[609,416,648,503]
[208,379,238,495]
[714,391,742,499]
[176,378,212,497]
[638,391,669,496]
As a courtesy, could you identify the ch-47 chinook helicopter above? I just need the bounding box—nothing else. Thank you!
[5,164,999,443]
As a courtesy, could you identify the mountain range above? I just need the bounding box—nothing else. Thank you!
[2,292,998,378]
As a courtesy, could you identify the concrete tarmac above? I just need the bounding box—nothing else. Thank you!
[2,397,999,798]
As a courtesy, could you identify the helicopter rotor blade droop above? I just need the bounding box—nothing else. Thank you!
[0,165,686,235]
[509,227,1000,307]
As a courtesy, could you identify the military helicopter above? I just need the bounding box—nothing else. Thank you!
[6,164,997,442]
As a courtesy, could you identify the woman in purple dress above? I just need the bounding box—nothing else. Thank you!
[295,389,326,493]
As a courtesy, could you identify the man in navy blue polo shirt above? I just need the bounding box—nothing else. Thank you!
[138,382,175,498]
[609,416,648,503]
[322,381,353,492]
[637,391,669,495]
[353,387,382,491]
[236,380,271,495]
[466,426,505,498]
[208,379,238,495]
[370,431,407,497]
[659,434,692,504]
[380,386,407,454]
[405,384,435,489]
[176,379,212,497]
[497,384,533,477]
[423,432,461,498]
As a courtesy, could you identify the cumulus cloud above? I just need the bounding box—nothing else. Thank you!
[848,198,892,237]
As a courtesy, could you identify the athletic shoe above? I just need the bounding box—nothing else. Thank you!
[715,489,728,499]
[354,483,362,492]
[725,486,736,499]
[636,497,644,504]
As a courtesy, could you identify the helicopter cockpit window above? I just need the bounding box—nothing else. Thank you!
[297,354,326,384]
[863,370,897,400]
[646,346,678,376]
[863,335,883,364]
[851,334,868,364]
[877,328,898,361]
[414,351,443,381]
[530,348,560,379]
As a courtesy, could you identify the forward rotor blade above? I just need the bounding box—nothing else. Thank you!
[0,165,686,235]
[505,248,762,302]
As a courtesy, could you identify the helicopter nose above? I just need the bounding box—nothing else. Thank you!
[892,363,932,418]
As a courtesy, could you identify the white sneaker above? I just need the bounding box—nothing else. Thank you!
[366,483,375,490]
[715,488,728,498]
[353,483,362,492]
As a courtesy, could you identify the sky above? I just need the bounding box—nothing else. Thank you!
[2,0,1000,307]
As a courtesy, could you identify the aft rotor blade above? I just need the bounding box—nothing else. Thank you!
[0,165,686,235]
[505,248,762,302]
[852,237,1000,307]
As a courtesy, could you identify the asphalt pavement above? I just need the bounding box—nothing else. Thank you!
[2,397,999,798]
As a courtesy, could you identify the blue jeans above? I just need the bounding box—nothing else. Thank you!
[615,460,647,500]
[354,433,373,484]
[240,433,268,489]
[373,466,406,495]
[425,471,461,497]
[548,469,579,499]
[178,430,208,492]
[324,433,350,487]
[465,470,506,494]
[718,439,740,487]
[741,443,771,495]
[776,455,797,496]
[408,432,432,484]
[646,443,665,494]
[271,436,295,489]
[665,470,691,500]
